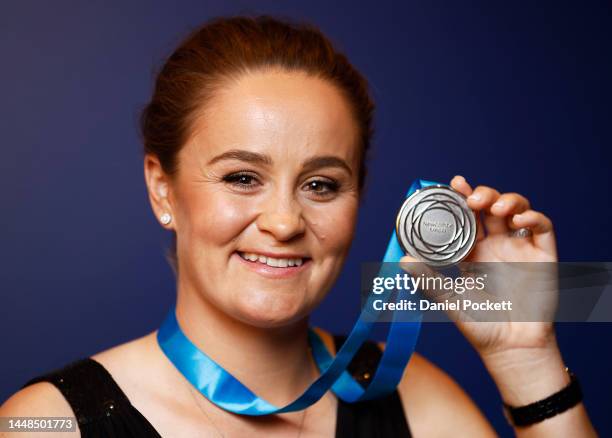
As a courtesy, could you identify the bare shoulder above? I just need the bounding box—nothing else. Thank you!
[90,330,157,372]
[0,382,79,437]
[0,332,160,438]
[396,350,497,437]
[89,331,174,408]
[90,331,190,424]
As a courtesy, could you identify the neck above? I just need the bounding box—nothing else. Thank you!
[172,283,317,406]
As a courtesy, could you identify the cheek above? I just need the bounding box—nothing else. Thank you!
[306,199,358,255]
[182,192,255,248]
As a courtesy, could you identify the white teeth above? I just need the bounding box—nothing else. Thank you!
[239,252,304,268]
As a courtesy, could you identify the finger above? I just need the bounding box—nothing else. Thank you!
[490,192,531,217]
[491,192,531,231]
[512,210,557,255]
[450,175,473,197]
[467,185,507,235]
[451,176,485,241]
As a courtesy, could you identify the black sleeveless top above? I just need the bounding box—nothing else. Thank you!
[21,335,411,437]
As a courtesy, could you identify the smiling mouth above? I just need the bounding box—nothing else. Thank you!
[237,251,308,268]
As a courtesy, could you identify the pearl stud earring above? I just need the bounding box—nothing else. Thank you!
[160,213,172,225]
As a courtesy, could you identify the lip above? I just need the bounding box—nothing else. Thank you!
[237,249,310,259]
[233,252,311,279]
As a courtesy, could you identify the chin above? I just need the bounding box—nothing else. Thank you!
[230,289,312,329]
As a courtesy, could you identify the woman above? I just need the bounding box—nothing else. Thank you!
[1,15,597,437]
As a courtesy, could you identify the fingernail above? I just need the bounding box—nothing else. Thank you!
[514,213,523,221]
[492,201,505,209]
[468,193,481,201]
[454,175,465,182]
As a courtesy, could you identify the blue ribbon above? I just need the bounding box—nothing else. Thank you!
[157,179,439,415]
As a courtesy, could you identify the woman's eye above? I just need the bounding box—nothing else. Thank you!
[303,179,339,197]
[222,172,260,190]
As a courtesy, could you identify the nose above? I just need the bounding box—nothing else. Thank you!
[256,192,306,242]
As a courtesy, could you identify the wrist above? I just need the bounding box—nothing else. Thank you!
[482,342,570,406]
[502,368,583,428]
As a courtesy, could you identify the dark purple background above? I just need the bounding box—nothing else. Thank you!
[2,1,610,435]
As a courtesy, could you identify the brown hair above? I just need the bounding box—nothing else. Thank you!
[140,15,376,274]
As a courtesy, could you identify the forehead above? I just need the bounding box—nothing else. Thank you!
[184,69,360,166]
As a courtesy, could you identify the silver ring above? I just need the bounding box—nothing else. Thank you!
[510,227,533,238]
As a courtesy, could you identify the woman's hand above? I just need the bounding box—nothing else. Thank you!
[400,175,571,407]
[409,175,559,357]
[398,176,599,436]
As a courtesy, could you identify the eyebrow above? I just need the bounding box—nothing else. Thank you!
[207,149,273,166]
[302,155,353,176]
[207,149,353,175]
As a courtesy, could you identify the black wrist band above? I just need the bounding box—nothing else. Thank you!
[503,369,583,427]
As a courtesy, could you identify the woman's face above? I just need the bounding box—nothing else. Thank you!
[154,69,361,328]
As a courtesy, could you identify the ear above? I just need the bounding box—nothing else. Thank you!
[144,154,175,229]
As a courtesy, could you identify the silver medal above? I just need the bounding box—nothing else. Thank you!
[395,185,477,267]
